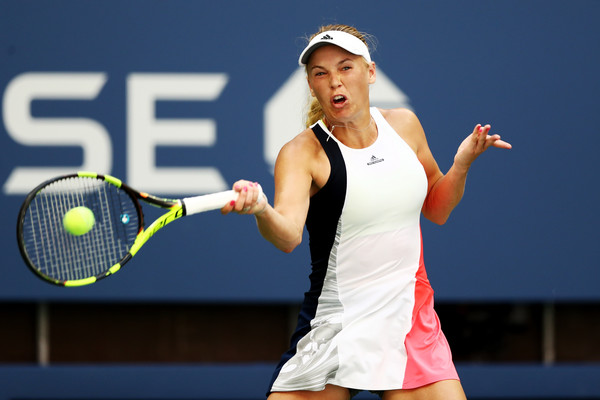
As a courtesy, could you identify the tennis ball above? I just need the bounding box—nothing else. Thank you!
[63,206,95,236]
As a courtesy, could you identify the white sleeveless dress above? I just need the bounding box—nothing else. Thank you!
[269,108,458,394]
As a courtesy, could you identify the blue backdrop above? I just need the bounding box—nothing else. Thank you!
[1,0,599,302]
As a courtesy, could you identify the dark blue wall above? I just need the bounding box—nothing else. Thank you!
[1,364,600,399]
[2,0,598,303]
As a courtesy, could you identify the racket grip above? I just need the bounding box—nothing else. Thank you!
[182,190,237,215]
[182,185,263,216]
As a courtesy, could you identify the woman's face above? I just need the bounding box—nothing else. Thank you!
[306,44,376,124]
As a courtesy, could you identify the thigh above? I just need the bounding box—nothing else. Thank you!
[268,384,351,400]
[382,380,467,400]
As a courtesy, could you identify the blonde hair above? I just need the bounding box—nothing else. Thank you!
[303,24,374,127]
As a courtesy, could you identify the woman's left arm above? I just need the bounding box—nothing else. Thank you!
[415,119,512,225]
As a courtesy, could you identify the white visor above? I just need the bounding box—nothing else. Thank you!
[298,30,372,66]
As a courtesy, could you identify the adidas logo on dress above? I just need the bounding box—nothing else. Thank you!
[367,155,384,165]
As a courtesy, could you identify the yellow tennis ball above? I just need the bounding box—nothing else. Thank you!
[63,206,95,236]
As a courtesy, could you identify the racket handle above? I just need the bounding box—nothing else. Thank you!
[182,185,263,216]
[182,190,237,215]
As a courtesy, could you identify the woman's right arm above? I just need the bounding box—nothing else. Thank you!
[223,131,316,253]
[256,134,315,253]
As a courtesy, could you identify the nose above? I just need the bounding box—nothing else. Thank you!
[329,72,342,88]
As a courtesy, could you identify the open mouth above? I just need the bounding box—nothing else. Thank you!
[333,95,347,105]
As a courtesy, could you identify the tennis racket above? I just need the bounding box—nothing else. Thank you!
[16,171,260,287]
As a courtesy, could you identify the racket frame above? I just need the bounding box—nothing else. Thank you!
[17,171,252,287]
[17,171,182,287]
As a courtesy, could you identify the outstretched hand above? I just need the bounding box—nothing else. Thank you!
[454,124,512,169]
[220,180,267,216]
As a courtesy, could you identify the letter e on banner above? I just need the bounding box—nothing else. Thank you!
[127,73,229,195]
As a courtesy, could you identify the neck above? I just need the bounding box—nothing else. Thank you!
[324,114,374,134]
[323,113,378,149]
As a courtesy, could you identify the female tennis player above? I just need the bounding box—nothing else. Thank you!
[222,24,511,400]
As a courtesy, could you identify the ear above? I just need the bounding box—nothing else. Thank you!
[368,61,377,85]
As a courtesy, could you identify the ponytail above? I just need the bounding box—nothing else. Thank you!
[305,97,323,128]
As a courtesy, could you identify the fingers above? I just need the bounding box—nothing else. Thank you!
[455,123,511,169]
[220,180,264,215]
[471,124,491,150]
[473,124,512,150]
[492,138,512,149]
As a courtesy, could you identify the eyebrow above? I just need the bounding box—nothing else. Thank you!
[309,58,354,72]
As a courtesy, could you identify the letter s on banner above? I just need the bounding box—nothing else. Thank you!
[2,72,111,195]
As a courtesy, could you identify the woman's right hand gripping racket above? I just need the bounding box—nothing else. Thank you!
[16,171,264,287]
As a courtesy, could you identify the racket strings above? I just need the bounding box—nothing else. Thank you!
[21,177,140,282]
